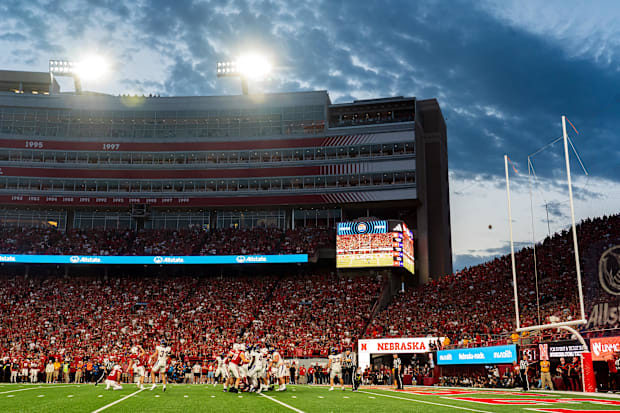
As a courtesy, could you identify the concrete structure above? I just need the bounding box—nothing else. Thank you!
[0,70,452,282]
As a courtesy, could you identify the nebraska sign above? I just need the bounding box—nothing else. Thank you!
[358,337,440,354]
[357,337,442,371]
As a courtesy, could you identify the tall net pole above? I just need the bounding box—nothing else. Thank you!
[504,155,521,330]
[562,115,586,322]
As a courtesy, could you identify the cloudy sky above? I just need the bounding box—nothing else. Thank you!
[1,0,618,270]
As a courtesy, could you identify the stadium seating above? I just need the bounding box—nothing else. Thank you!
[1,213,619,381]
[366,214,620,346]
[0,226,334,256]
[0,271,383,373]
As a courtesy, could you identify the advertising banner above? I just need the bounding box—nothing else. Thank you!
[546,341,587,359]
[590,336,620,361]
[437,345,517,365]
[357,337,442,372]
[0,254,308,265]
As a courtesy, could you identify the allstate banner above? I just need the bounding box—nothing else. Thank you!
[437,344,517,365]
[0,254,308,265]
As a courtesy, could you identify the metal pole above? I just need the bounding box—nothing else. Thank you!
[562,116,586,321]
[505,155,521,330]
[517,318,586,332]
[241,77,248,95]
[527,157,541,326]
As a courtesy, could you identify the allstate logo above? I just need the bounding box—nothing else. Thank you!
[153,256,163,264]
[356,222,368,233]
[70,256,80,263]
[236,256,246,263]
[599,245,620,295]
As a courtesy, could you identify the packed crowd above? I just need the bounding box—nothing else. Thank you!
[0,226,334,256]
[247,274,383,357]
[366,213,620,345]
[1,212,619,388]
[0,271,382,373]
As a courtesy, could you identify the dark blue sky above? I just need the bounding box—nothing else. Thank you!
[0,0,618,269]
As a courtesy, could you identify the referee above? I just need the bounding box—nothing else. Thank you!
[393,354,403,390]
[519,358,529,391]
[343,349,354,387]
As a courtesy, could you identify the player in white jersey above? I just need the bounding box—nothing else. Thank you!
[29,360,39,383]
[247,345,266,393]
[215,353,228,386]
[150,340,171,392]
[328,347,345,391]
[267,348,287,391]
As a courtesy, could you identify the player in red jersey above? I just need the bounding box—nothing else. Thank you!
[226,344,249,393]
[129,345,147,389]
[105,358,123,390]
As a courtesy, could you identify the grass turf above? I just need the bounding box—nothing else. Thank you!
[1,383,620,412]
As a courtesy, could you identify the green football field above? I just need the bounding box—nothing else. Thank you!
[1,383,620,412]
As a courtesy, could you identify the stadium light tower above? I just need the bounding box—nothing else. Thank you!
[49,56,108,94]
[216,54,272,95]
[49,60,81,93]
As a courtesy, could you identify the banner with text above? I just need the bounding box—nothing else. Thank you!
[357,337,442,372]
[590,336,620,361]
[546,341,587,359]
[437,345,517,365]
[0,254,308,265]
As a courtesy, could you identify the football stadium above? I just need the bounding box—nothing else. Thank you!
[1,3,620,412]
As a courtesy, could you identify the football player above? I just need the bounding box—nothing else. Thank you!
[328,347,345,391]
[150,339,171,392]
[131,345,147,389]
[268,348,287,391]
[105,360,123,390]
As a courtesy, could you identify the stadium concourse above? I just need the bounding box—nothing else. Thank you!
[0,213,620,398]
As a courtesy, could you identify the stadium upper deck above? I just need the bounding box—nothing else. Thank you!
[0,70,451,282]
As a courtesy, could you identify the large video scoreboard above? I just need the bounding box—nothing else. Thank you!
[336,220,414,274]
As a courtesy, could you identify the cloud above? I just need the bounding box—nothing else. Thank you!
[480,0,620,68]
[0,0,617,186]
[0,0,618,270]
[0,32,27,42]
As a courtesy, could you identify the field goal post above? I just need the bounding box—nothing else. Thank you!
[504,116,594,392]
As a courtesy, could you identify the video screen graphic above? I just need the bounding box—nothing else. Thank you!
[337,220,414,274]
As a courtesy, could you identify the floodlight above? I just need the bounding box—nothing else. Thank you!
[216,54,271,95]
[75,56,108,81]
[49,59,78,76]
[49,56,107,94]
[236,54,271,79]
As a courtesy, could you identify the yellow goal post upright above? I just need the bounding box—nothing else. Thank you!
[504,116,594,392]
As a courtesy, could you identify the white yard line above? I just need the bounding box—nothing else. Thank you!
[0,384,79,395]
[260,393,306,413]
[359,390,494,413]
[91,388,144,413]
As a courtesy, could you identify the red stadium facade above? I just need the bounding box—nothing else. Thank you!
[0,71,452,282]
